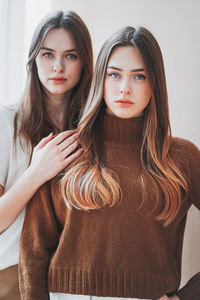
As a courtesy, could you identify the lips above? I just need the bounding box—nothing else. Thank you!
[49,77,66,84]
[115,99,134,105]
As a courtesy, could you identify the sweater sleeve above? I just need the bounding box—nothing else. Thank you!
[187,140,200,209]
[19,181,59,300]
[176,272,200,300]
[175,140,200,300]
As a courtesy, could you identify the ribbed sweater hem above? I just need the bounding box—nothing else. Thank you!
[48,267,179,299]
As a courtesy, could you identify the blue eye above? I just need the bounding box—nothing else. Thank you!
[109,73,120,79]
[135,74,146,80]
[66,53,77,59]
[43,52,53,58]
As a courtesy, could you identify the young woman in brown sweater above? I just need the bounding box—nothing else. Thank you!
[19,26,200,300]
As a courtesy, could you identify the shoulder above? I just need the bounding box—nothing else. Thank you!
[170,137,200,174]
[0,104,17,125]
[0,104,19,143]
[170,137,199,156]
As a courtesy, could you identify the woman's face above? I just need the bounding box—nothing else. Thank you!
[103,46,152,119]
[35,28,82,99]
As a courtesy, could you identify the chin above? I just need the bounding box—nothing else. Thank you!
[50,89,68,95]
[115,112,136,119]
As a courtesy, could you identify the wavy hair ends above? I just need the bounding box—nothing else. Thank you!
[61,26,189,225]
[61,160,122,210]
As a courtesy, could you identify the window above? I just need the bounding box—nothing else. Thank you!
[0,0,52,104]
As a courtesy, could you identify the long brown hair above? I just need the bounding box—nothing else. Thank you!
[61,26,188,226]
[14,10,93,149]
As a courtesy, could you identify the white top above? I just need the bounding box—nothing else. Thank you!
[0,104,29,269]
[49,293,150,300]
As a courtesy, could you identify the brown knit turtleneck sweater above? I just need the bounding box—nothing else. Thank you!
[19,114,200,300]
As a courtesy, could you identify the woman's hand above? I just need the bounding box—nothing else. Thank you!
[157,295,180,300]
[27,130,83,187]
[0,130,83,232]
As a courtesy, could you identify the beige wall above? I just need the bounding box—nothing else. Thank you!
[51,0,200,287]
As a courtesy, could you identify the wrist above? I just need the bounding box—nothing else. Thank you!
[23,167,43,190]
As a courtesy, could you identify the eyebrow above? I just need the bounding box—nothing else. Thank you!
[107,66,145,72]
[40,47,77,53]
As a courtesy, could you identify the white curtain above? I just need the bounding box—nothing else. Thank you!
[0,0,52,105]
[0,0,26,104]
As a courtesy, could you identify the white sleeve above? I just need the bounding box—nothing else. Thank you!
[0,106,13,187]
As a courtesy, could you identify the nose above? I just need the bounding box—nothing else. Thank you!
[120,79,132,96]
[52,57,64,73]
[120,88,130,96]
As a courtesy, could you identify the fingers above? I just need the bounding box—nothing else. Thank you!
[60,138,83,166]
[34,133,53,150]
[64,148,84,166]
[50,130,76,146]
[33,130,82,172]
[157,296,169,300]
[49,132,79,155]
[61,139,79,158]
[59,133,78,152]
[35,130,78,152]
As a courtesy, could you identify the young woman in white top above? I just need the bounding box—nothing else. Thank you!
[0,10,93,300]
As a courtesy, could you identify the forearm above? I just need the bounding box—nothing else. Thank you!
[19,183,58,300]
[20,290,49,300]
[19,262,50,300]
[0,167,43,233]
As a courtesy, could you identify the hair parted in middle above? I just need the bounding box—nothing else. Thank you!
[60,26,188,226]
[14,10,93,149]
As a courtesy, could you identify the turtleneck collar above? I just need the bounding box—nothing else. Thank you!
[102,113,145,144]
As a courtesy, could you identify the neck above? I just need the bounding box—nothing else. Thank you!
[45,91,72,131]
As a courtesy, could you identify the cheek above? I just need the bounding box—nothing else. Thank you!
[139,85,152,101]
[104,80,115,101]
[145,89,152,103]
[35,59,48,79]
[69,62,82,80]
[141,89,152,109]
[103,82,109,105]
[35,62,42,83]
